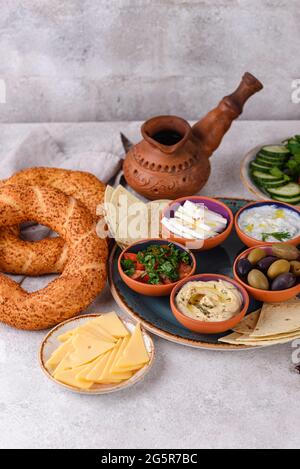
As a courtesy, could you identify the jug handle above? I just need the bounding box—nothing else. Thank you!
[192,73,263,157]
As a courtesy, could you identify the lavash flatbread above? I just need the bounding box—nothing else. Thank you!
[250,299,300,338]
[219,331,300,347]
[232,309,261,334]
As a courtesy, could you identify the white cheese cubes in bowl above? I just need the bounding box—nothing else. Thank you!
[161,196,234,251]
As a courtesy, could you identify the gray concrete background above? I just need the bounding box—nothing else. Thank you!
[0,0,299,122]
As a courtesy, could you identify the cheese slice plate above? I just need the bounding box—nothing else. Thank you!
[39,314,154,394]
[109,197,265,351]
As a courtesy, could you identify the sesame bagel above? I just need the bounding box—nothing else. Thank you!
[0,167,105,275]
[0,184,107,330]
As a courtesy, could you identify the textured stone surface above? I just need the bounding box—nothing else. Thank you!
[0,0,299,122]
[1,120,300,448]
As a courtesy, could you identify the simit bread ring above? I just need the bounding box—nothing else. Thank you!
[0,167,105,275]
[0,184,107,330]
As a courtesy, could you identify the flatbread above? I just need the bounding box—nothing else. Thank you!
[110,185,142,243]
[232,309,261,334]
[219,331,300,347]
[250,299,300,338]
[103,186,115,237]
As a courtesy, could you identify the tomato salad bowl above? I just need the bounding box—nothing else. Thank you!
[118,238,196,296]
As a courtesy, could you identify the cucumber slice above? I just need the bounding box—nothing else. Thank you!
[256,153,288,164]
[255,156,283,168]
[250,161,272,173]
[255,154,285,166]
[258,179,288,188]
[260,145,290,157]
[267,182,300,198]
[271,194,300,205]
[251,170,282,181]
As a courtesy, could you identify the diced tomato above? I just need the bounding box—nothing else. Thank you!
[136,261,145,270]
[124,252,138,262]
[131,269,144,280]
[140,274,150,283]
[178,262,192,279]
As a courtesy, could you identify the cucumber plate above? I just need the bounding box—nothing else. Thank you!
[248,143,300,205]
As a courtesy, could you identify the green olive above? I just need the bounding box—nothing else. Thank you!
[271,243,299,261]
[290,260,300,277]
[267,259,290,280]
[247,248,266,265]
[247,269,269,290]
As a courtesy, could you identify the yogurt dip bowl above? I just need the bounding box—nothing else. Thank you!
[162,196,234,251]
[170,273,249,334]
[233,245,300,303]
[235,200,300,248]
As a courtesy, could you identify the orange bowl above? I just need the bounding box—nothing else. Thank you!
[235,200,300,248]
[118,238,196,296]
[162,196,233,251]
[233,244,300,303]
[170,273,249,334]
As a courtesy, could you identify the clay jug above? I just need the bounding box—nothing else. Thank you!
[123,72,263,200]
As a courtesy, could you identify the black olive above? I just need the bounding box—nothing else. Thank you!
[236,258,252,278]
[271,272,297,291]
[257,256,278,272]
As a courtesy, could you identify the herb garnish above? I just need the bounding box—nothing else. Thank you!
[261,231,292,242]
[121,258,135,276]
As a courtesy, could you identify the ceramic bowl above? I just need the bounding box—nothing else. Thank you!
[235,200,300,248]
[170,273,249,334]
[233,245,300,303]
[162,196,234,251]
[118,238,196,296]
[39,314,154,394]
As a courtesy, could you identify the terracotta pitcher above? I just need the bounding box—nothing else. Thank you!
[123,72,263,200]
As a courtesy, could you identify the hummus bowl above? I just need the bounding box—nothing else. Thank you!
[235,200,300,248]
[170,273,249,334]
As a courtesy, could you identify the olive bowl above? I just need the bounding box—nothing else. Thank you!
[233,245,300,303]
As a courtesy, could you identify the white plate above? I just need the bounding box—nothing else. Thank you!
[239,139,300,205]
[39,314,155,394]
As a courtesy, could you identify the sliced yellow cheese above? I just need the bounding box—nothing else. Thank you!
[55,364,94,390]
[53,351,75,375]
[58,329,74,342]
[69,332,116,367]
[109,337,133,380]
[58,322,116,344]
[74,355,105,382]
[114,323,149,372]
[79,322,116,343]
[45,338,74,369]
[91,340,124,383]
[93,312,129,338]
[85,351,112,381]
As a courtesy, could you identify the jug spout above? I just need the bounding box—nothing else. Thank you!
[192,73,263,157]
